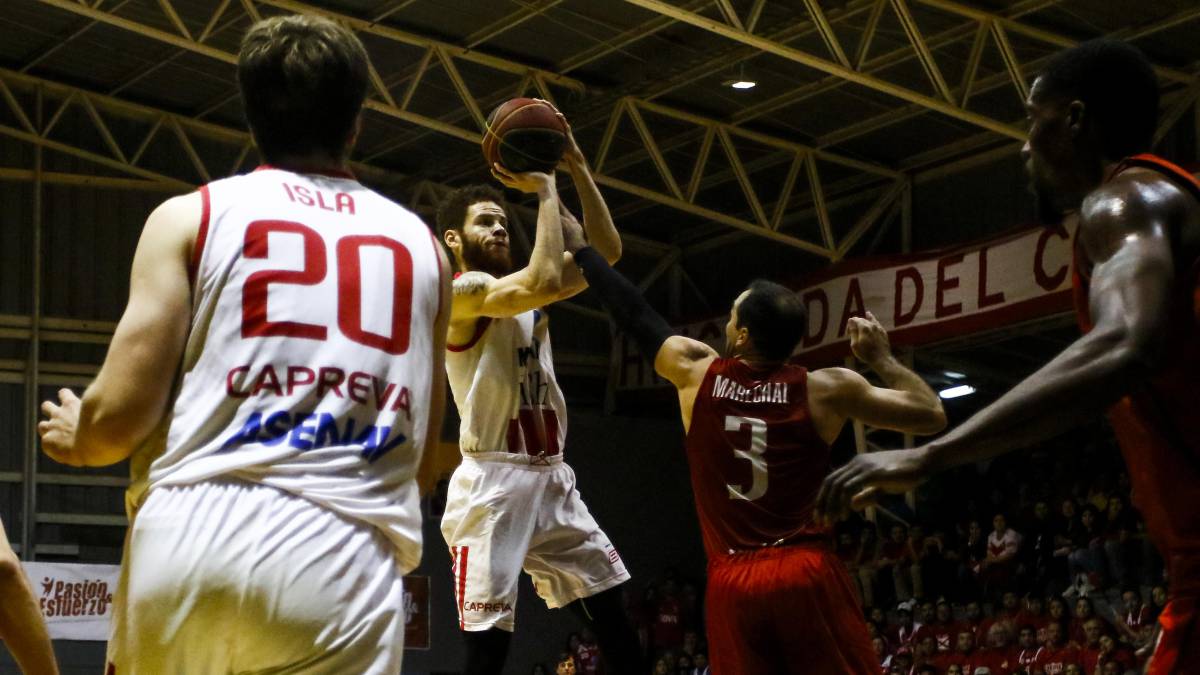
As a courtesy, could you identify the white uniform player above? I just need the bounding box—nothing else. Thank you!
[442,302,628,631]
[434,144,639,674]
[37,16,450,675]
[103,167,445,673]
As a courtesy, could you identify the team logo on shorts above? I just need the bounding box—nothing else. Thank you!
[463,600,514,613]
[605,544,622,565]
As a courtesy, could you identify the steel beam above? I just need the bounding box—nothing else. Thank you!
[623,0,1023,139]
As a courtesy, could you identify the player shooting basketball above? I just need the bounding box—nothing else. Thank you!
[434,110,640,675]
[816,39,1200,674]
[565,242,946,670]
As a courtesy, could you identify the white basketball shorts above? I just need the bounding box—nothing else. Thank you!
[440,453,631,632]
[106,478,406,674]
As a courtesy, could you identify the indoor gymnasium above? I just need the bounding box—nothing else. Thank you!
[0,1,1198,674]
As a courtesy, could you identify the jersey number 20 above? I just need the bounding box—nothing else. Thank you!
[241,220,413,355]
[725,415,768,501]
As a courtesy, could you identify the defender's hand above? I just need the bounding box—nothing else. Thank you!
[814,448,930,524]
[39,388,84,467]
[557,112,585,166]
[848,310,891,365]
[491,163,554,196]
[560,203,588,253]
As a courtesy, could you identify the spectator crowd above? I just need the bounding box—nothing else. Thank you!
[530,437,1169,675]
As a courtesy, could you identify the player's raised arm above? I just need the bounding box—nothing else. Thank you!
[816,177,1179,521]
[447,167,565,321]
[553,115,623,300]
[569,244,715,389]
[38,192,198,467]
[808,312,947,439]
[0,518,60,675]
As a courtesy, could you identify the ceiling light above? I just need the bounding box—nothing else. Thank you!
[939,385,976,399]
[728,80,756,89]
[943,371,966,380]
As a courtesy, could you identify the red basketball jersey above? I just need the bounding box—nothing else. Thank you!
[1072,153,1200,593]
[684,358,831,559]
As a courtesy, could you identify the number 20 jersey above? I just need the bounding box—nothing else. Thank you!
[126,167,445,572]
[685,358,831,560]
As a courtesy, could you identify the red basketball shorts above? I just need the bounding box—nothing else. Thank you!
[1147,595,1199,675]
[705,543,878,675]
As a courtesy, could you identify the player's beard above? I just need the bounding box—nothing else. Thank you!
[461,236,513,277]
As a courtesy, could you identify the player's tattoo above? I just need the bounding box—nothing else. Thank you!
[453,271,492,296]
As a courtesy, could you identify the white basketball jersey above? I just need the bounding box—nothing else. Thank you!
[126,166,444,572]
[444,297,568,458]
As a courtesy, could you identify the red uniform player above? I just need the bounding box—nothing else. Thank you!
[567,240,948,675]
[818,40,1200,674]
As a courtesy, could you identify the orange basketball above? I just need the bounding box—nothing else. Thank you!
[482,98,568,174]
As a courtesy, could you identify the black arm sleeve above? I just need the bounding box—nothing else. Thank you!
[572,247,674,362]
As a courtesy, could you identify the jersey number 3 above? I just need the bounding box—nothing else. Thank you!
[241,220,414,355]
[725,415,768,501]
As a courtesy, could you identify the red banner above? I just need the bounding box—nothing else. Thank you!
[615,221,1076,390]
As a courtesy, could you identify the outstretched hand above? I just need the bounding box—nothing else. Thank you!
[848,310,891,365]
[38,388,84,467]
[814,448,930,525]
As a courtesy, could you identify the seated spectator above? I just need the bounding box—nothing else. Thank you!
[674,654,692,675]
[915,598,958,652]
[889,604,919,647]
[1066,506,1106,593]
[872,636,891,671]
[1068,597,1107,646]
[856,527,881,609]
[1063,664,1083,675]
[1044,598,1068,644]
[891,646,915,674]
[837,530,865,605]
[1015,594,1050,639]
[981,513,1022,599]
[915,666,937,675]
[574,629,602,675]
[920,527,957,600]
[1094,635,1134,674]
[980,590,1020,639]
[653,578,684,652]
[1014,624,1044,673]
[915,600,935,634]
[689,652,710,675]
[913,634,938,669]
[1078,617,1107,672]
[556,652,577,675]
[651,657,671,675]
[1023,500,1064,595]
[680,630,701,659]
[961,520,988,599]
[931,630,979,674]
[531,664,549,675]
[961,601,984,637]
[1102,495,1137,588]
[976,622,1016,675]
[946,665,965,675]
[1118,588,1149,639]
[879,524,916,603]
[679,582,702,631]
[1146,585,1168,624]
[1032,622,1080,675]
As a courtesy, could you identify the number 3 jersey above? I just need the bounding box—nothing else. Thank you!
[126,166,445,572]
[685,358,831,559]
[444,298,568,457]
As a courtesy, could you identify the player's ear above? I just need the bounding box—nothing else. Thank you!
[443,228,459,249]
[1066,100,1085,137]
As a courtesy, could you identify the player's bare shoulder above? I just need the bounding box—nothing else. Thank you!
[1079,169,1196,260]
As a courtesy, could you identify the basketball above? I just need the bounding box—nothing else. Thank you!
[482,97,568,174]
